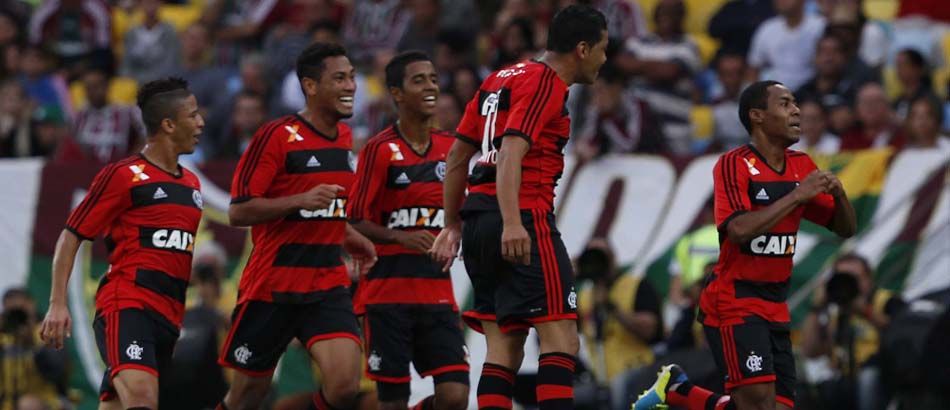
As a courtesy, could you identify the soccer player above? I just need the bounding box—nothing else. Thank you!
[40,77,205,410]
[217,43,377,410]
[430,5,608,410]
[633,80,857,410]
[347,51,469,410]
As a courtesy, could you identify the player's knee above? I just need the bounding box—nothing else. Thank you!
[537,322,579,355]
[323,376,360,408]
[435,386,470,410]
[226,377,271,410]
[733,385,775,410]
[120,380,158,408]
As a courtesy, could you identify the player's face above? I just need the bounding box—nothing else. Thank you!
[396,60,439,118]
[170,94,204,154]
[577,30,609,85]
[311,55,356,119]
[760,85,801,145]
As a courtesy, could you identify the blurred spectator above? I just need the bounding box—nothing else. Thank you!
[791,99,841,154]
[818,0,890,69]
[27,104,68,158]
[0,80,33,157]
[206,53,274,158]
[397,0,441,56]
[573,66,665,161]
[160,252,229,409]
[15,395,50,410]
[210,90,267,159]
[797,33,869,117]
[260,2,336,85]
[200,0,285,66]
[1,288,67,410]
[490,17,536,70]
[433,29,475,79]
[447,65,480,108]
[27,0,111,72]
[17,46,70,117]
[747,0,825,91]
[667,220,718,310]
[590,0,647,43]
[576,238,663,385]
[342,0,410,68]
[801,253,904,410]
[176,24,232,115]
[620,0,701,155]
[119,0,181,84]
[709,52,748,151]
[840,82,905,150]
[893,48,936,122]
[434,92,462,131]
[67,68,146,163]
[905,95,949,151]
[707,0,774,56]
[0,10,22,48]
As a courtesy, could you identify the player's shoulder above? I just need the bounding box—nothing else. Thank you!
[100,154,149,181]
[786,148,817,166]
[430,128,456,141]
[717,145,754,165]
[362,125,401,152]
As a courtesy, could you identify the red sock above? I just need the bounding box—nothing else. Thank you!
[536,352,576,410]
[667,382,734,410]
[478,363,516,409]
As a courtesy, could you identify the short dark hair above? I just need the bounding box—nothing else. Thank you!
[385,50,431,89]
[834,253,873,277]
[910,94,944,126]
[546,4,607,53]
[2,287,31,304]
[136,77,190,136]
[296,42,347,82]
[738,80,782,133]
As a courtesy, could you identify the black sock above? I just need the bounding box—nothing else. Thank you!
[536,352,576,410]
[477,362,516,409]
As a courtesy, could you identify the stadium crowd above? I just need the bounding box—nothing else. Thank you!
[1,0,949,409]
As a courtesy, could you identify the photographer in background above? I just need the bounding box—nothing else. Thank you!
[801,253,904,410]
[1,288,67,410]
[576,238,663,409]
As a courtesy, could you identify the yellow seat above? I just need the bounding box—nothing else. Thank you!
[882,67,900,100]
[691,32,720,66]
[69,77,141,109]
[934,68,949,99]
[863,0,898,22]
[690,105,714,140]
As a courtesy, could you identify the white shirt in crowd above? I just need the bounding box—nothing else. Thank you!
[748,14,826,91]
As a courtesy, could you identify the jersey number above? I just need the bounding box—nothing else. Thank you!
[479,91,500,164]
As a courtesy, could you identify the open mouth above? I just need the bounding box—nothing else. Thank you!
[422,95,437,106]
[339,96,354,109]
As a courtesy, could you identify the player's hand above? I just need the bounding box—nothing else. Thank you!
[430,224,461,272]
[344,228,377,277]
[825,172,845,198]
[39,302,71,350]
[501,223,531,265]
[296,184,344,210]
[794,171,832,203]
[395,230,436,253]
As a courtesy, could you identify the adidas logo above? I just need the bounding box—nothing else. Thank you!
[153,187,168,199]
[395,172,411,184]
[307,156,321,167]
[755,188,769,201]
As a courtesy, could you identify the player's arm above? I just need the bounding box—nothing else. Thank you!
[344,223,377,277]
[717,157,832,243]
[347,141,434,252]
[430,106,481,270]
[228,123,342,226]
[497,136,531,265]
[43,164,129,349]
[824,177,857,238]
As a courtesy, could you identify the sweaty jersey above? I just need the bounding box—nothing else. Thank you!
[66,154,202,328]
[700,145,836,326]
[455,60,570,212]
[230,115,355,304]
[347,125,456,313]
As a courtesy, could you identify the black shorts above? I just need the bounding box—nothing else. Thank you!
[218,286,361,376]
[362,305,470,401]
[704,319,796,408]
[461,210,577,333]
[93,308,179,401]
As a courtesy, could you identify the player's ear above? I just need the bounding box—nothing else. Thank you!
[160,117,175,134]
[749,108,765,127]
[389,86,403,104]
[300,76,319,97]
[576,41,590,60]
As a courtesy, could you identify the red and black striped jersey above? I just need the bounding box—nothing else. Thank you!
[66,154,202,328]
[455,60,571,213]
[230,114,356,304]
[347,125,456,313]
[700,145,836,326]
